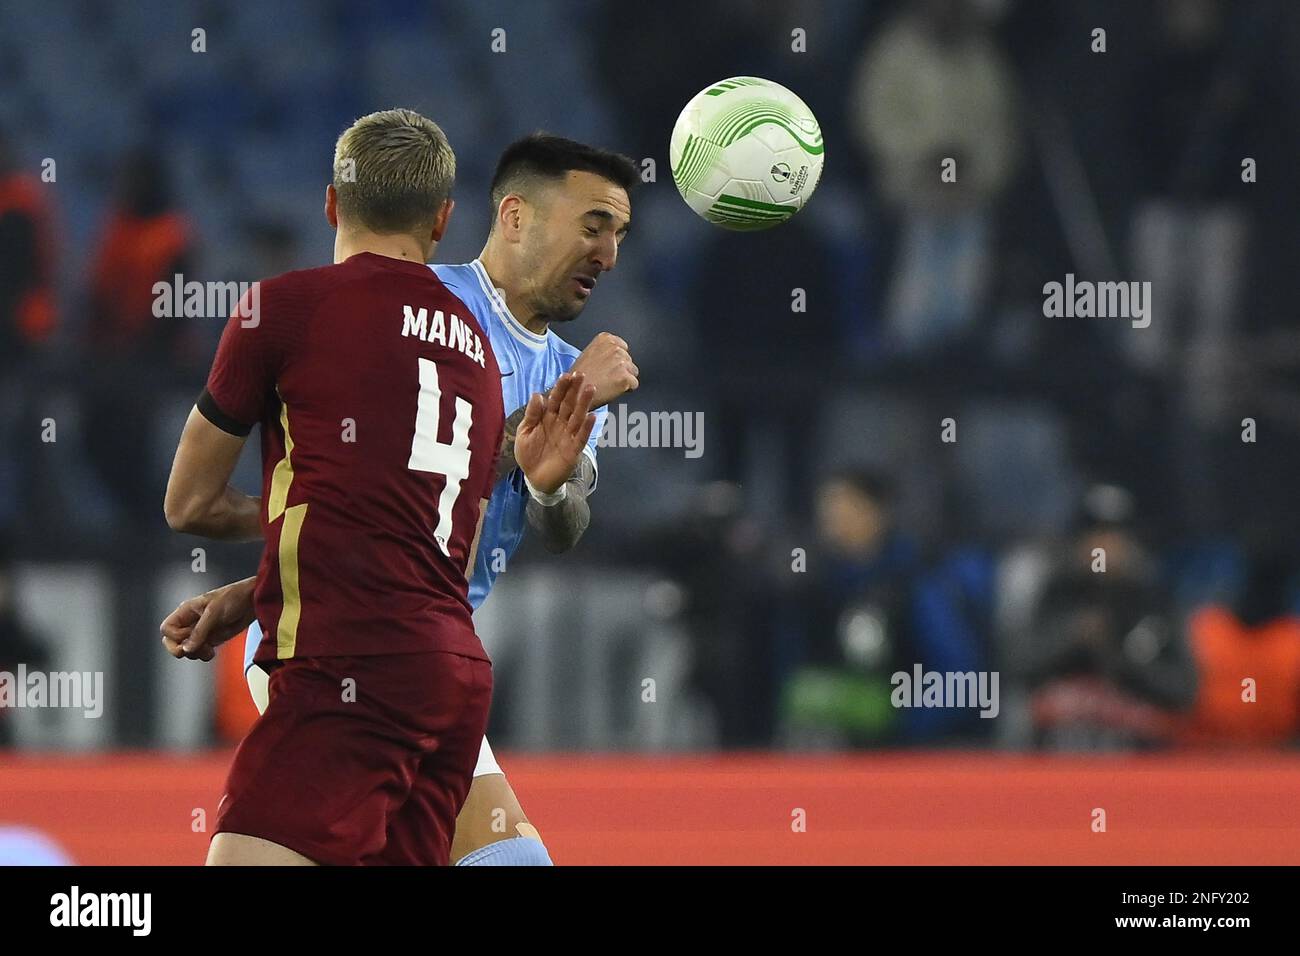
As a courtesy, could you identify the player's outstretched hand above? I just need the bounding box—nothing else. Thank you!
[571,332,638,408]
[160,576,257,662]
[515,371,597,494]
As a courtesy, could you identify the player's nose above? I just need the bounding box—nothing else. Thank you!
[592,234,618,272]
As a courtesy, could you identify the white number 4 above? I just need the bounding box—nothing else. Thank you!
[408,357,474,557]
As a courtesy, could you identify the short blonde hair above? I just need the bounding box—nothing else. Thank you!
[332,108,455,235]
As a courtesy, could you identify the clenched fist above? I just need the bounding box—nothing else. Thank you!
[570,332,639,408]
[160,576,257,662]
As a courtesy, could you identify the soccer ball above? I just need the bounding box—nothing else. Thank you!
[669,76,824,230]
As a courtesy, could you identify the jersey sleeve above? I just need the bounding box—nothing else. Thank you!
[200,282,292,435]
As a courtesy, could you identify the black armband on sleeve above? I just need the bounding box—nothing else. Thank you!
[197,389,254,437]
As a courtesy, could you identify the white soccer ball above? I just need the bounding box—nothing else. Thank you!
[669,76,824,230]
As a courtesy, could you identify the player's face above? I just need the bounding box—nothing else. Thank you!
[519,170,630,323]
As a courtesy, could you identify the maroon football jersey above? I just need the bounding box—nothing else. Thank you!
[201,252,504,662]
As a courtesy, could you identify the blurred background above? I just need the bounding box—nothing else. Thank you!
[2,0,1300,864]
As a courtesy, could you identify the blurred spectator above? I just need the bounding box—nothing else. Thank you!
[0,125,57,531]
[642,482,778,747]
[1013,485,1197,751]
[1180,544,1300,748]
[0,125,56,366]
[86,147,195,359]
[83,147,197,527]
[779,468,988,747]
[850,0,1019,355]
[1126,0,1254,376]
[1122,0,1286,534]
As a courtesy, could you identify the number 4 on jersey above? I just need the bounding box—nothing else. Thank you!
[408,356,474,557]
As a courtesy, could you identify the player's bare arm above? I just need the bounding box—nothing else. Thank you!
[525,453,596,554]
[494,332,638,480]
[465,498,490,574]
[163,406,261,541]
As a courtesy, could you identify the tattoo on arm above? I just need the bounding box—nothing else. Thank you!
[496,405,530,481]
[526,452,596,554]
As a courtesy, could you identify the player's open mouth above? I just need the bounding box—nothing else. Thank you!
[572,275,596,297]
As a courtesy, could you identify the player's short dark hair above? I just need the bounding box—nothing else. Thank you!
[489,132,638,220]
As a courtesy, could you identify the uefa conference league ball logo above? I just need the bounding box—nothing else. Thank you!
[669,76,824,231]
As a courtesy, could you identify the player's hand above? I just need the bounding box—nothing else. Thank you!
[160,576,257,662]
[515,371,597,494]
[570,332,638,408]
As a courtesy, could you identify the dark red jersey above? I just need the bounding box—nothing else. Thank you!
[201,251,504,662]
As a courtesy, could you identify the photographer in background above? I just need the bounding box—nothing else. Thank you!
[1019,485,1197,751]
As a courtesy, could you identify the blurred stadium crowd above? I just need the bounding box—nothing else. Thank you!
[2,0,1300,754]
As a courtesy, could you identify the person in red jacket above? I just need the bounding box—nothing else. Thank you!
[83,148,197,525]
[0,127,57,531]
[0,126,56,364]
[1182,547,1300,748]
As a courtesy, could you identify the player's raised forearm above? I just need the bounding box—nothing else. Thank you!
[164,484,262,541]
[526,456,595,553]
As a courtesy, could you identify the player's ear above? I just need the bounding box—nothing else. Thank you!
[430,198,454,243]
[498,195,524,242]
[324,184,339,229]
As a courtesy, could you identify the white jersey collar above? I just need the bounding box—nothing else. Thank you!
[470,259,548,350]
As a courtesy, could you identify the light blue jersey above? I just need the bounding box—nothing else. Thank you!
[244,259,603,672]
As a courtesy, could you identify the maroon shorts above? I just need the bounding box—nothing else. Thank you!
[214,651,491,866]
